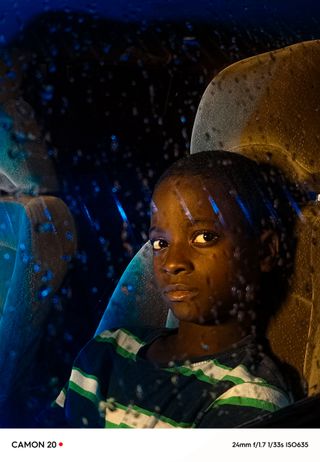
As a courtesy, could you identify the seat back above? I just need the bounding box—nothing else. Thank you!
[190,39,320,395]
[95,241,168,333]
[0,196,76,402]
[0,92,77,412]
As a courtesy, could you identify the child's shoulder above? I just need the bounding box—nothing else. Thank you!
[94,325,168,343]
[84,325,171,359]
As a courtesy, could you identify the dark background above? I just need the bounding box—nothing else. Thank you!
[0,0,319,426]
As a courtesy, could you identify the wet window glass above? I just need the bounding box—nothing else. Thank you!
[0,0,320,428]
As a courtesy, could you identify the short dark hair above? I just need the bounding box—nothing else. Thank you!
[155,150,310,236]
[154,150,312,287]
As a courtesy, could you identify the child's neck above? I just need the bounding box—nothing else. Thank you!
[175,320,250,358]
[146,320,250,364]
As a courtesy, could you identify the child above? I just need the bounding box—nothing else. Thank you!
[43,150,304,428]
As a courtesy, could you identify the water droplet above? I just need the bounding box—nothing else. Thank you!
[41,85,54,102]
[66,231,73,241]
[42,270,53,282]
[35,222,56,233]
[33,263,41,273]
[38,286,52,299]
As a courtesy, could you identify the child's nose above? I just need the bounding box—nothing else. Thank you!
[162,245,194,275]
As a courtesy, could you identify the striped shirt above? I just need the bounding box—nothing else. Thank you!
[45,327,292,428]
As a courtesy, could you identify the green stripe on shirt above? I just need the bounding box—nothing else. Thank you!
[212,396,280,413]
[209,382,290,412]
[105,401,192,429]
[167,359,268,387]
[69,381,99,404]
[95,328,145,360]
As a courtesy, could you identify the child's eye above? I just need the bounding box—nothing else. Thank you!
[151,239,168,251]
[192,231,219,245]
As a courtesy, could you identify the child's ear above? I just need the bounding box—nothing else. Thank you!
[259,229,280,272]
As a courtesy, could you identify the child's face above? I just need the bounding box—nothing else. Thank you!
[149,174,261,325]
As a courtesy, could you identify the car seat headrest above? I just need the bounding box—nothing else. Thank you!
[0,98,58,195]
[191,39,320,191]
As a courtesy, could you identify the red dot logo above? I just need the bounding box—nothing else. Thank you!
[59,442,63,447]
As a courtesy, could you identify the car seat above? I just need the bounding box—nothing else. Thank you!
[190,39,320,396]
[0,93,77,414]
[96,40,320,398]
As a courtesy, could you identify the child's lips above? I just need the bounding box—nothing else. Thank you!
[163,285,198,302]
